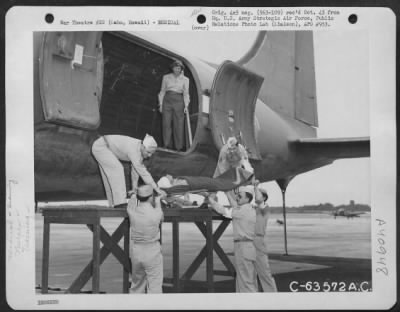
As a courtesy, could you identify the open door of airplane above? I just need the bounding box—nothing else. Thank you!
[39,32,103,130]
[209,61,264,160]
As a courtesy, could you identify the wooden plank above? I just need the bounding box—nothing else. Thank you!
[92,222,101,293]
[97,209,128,218]
[205,218,214,292]
[67,219,127,293]
[207,221,236,275]
[172,221,180,292]
[181,222,208,281]
[44,218,98,225]
[214,246,235,275]
[42,206,225,221]
[123,219,130,293]
[41,206,115,211]
[181,220,235,281]
[42,207,127,219]
[179,216,213,222]
[41,221,50,294]
[96,225,130,270]
[163,208,215,218]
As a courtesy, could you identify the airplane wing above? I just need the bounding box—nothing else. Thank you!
[291,137,370,161]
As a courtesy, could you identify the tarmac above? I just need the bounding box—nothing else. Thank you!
[35,212,372,294]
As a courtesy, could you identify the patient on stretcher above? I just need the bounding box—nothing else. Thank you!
[156,167,254,209]
[157,175,193,208]
[213,137,254,178]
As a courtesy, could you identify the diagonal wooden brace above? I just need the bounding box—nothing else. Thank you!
[66,218,129,293]
[197,220,235,275]
[181,219,234,281]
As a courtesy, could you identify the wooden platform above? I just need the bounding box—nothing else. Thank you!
[41,206,234,294]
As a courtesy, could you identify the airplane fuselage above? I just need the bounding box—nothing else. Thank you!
[34,31,330,202]
[34,98,324,202]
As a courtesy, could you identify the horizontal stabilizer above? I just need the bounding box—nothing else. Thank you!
[292,137,370,160]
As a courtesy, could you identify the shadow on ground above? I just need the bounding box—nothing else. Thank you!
[162,253,372,293]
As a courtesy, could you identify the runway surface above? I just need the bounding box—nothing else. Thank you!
[35,212,371,293]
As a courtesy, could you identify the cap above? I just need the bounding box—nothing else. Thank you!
[238,185,254,196]
[170,59,185,70]
[143,134,157,151]
[137,185,153,197]
[227,137,238,148]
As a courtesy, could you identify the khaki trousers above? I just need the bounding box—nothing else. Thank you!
[254,236,277,292]
[162,92,185,150]
[92,137,126,207]
[234,241,257,292]
[130,242,163,294]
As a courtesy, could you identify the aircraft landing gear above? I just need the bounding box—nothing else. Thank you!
[276,177,295,256]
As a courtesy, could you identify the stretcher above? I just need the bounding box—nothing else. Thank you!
[160,167,254,208]
[161,167,253,195]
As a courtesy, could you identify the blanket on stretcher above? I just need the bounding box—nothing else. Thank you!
[162,168,254,195]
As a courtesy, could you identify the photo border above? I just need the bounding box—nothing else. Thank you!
[3,3,398,310]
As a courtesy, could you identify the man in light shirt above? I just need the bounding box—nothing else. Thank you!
[253,182,277,292]
[92,134,166,208]
[205,185,257,292]
[158,59,190,151]
[127,185,164,293]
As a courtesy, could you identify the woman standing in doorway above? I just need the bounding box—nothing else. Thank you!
[158,59,190,151]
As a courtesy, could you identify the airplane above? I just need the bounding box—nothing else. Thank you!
[331,208,365,219]
[33,30,370,205]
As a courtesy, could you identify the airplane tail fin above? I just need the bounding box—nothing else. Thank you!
[238,31,318,127]
[291,137,370,161]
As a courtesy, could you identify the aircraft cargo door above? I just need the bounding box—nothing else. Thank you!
[209,61,264,160]
[39,32,103,130]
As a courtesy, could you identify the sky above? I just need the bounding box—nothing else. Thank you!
[137,30,370,207]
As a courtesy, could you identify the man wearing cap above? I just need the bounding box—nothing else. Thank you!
[127,185,164,293]
[158,59,190,151]
[205,185,257,292]
[92,134,166,208]
[253,182,277,292]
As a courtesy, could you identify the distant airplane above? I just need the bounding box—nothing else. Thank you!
[331,208,365,219]
[33,31,370,204]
